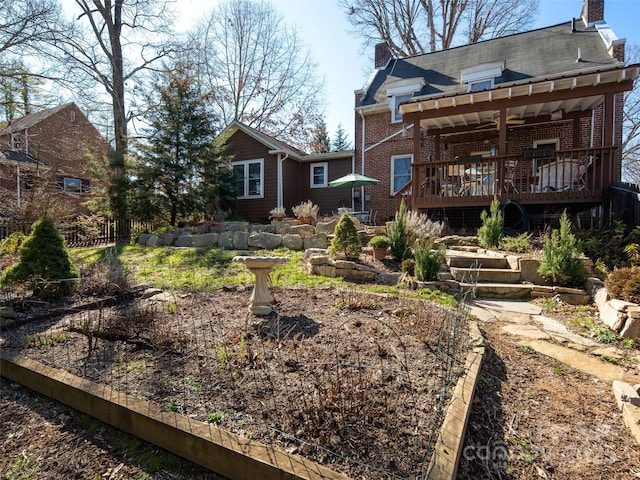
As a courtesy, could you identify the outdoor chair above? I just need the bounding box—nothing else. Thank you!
[503,160,519,194]
[366,209,377,225]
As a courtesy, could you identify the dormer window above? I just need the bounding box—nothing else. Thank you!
[461,61,504,93]
[387,77,426,124]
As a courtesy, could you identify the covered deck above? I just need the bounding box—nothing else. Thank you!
[403,146,615,210]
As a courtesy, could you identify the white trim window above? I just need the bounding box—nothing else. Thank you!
[532,139,560,173]
[310,162,328,188]
[232,159,264,198]
[461,61,504,93]
[391,154,412,195]
[390,93,412,123]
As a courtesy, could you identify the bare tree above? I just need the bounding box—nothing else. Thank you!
[48,0,178,237]
[190,0,325,149]
[622,44,640,184]
[343,0,538,55]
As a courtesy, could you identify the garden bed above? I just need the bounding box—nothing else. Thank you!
[0,285,470,479]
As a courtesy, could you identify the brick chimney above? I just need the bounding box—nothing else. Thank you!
[581,0,604,25]
[374,42,393,69]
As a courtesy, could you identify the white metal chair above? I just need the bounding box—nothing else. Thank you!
[366,209,377,225]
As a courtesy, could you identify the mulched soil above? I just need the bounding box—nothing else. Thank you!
[1,285,469,480]
[459,320,640,480]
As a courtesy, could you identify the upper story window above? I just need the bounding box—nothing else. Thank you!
[461,61,504,93]
[11,134,21,150]
[57,176,90,194]
[387,77,425,124]
[232,159,263,198]
[310,162,328,188]
[391,154,412,195]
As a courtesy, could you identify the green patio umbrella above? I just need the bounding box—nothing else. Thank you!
[328,172,380,188]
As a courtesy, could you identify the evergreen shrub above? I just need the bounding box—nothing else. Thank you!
[605,266,640,304]
[387,200,409,260]
[329,214,362,260]
[0,216,79,299]
[477,197,503,249]
[537,211,586,287]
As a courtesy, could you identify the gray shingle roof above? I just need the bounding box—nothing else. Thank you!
[360,19,620,107]
[0,149,48,167]
[0,103,73,135]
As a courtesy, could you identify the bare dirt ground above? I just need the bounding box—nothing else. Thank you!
[1,285,468,480]
[2,282,640,479]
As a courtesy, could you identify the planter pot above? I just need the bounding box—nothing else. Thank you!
[372,246,388,260]
[297,216,313,225]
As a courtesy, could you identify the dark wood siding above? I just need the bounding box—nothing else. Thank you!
[305,158,354,216]
[226,130,278,223]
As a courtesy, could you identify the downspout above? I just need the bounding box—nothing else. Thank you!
[277,153,289,209]
[359,110,366,211]
[16,164,21,207]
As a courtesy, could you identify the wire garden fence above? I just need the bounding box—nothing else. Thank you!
[1,260,472,479]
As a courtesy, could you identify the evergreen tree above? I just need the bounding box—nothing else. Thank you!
[0,216,79,299]
[332,123,352,151]
[130,62,226,226]
[310,118,331,153]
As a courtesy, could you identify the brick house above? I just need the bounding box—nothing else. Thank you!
[217,121,355,223]
[0,102,108,218]
[354,0,639,229]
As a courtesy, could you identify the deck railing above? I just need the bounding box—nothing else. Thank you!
[404,146,616,210]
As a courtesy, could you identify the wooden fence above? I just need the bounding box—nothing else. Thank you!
[0,217,158,247]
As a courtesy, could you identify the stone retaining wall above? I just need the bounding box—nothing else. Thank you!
[137,219,387,252]
[594,288,640,339]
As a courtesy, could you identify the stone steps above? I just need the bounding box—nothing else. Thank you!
[450,266,522,284]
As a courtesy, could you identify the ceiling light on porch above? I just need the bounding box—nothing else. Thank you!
[551,109,563,120]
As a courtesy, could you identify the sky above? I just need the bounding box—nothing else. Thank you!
[175,0,639,145]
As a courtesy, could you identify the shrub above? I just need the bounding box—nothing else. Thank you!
[405,210,444,241]
[292,200,319,219]
[537,211,586,287]
[499,232,532,253]
[0,231,26,255]
[605,266,640,304]
[0,216,79,299]
[477,197,503,249]
[329,214,362,260]
[368,235,390,248]
[401,258,415,276]
[413,239,445,281]
[387,200,409,260]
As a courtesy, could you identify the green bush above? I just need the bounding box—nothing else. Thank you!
[368,235,390,248]
[0,216,79,299]
[400,258,415,276]
[329,214,362,260]
[387,200,409,260]
[477,197,503,249]
[0,231,26,255]
[499,232,532,253]
[413,239,445,281]
[537,211,586,287]
[605,266,640,304]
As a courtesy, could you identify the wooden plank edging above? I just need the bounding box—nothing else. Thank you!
[0,352,351,480]
[426,320,485,479]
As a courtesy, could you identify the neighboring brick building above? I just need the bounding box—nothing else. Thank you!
[354,0,638,228]
[0,103,108,218]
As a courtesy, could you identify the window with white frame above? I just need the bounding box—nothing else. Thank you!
[232,159,263,198]
[532,139,559,173]
[310,162,328,188]
[391,154,412,195]
[461,61,504,93]
[390,93,412,123]
[386,77,425,124]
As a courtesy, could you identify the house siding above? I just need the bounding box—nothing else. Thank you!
[304,158,353,216]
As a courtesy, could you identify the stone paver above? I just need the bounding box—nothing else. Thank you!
[532,315,598,347]
[502,324,550,340]
[522,340,640,384]
[473,299,542,315]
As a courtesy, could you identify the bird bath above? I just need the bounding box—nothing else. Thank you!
[232,256,289,315]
